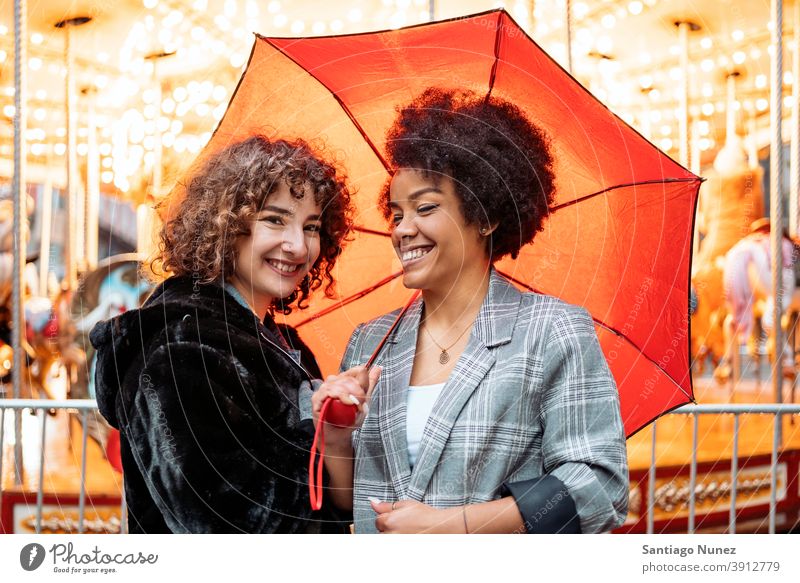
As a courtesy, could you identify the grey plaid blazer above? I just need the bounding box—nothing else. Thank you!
[340,269,628,533]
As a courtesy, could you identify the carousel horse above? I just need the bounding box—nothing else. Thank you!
[69,254,152,465]
[0,196,35,392]
[714,223,798,384]
[71,253,152,397]
[690,143,764,372]
[23,282,89,401]
[690,268,728,375]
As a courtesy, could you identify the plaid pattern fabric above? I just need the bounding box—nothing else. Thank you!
[341,269,628,533]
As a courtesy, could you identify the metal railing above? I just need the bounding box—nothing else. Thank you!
[0,398,125,534]
[647,403,800,534]
[3,399,799,535]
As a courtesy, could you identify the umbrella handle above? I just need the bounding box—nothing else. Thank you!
[310,290,421,510]
[309,398,358,511]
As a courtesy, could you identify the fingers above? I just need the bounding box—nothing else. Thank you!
[343,365,383,396]
[368,497,393,514]
[332,378,365,409]
[312,374,367,418]
[375,513,389,533]
[367,366,382,399]
[340,365,366,380]
[311,364,382,428]
[342,365,370,393]
[369,498,391,533]
[372,501,412,534]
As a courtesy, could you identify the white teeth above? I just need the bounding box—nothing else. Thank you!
[267,259,299,273]
[401,247,432,262]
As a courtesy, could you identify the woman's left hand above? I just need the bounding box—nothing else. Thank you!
[369,499,463,534]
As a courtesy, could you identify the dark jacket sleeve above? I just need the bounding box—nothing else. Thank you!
[503,305,629,534]
[500,476,581,533]
[121,341,311,533]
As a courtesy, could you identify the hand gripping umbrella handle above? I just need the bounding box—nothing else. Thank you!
[309,398,358,511]
[309,290,420,510]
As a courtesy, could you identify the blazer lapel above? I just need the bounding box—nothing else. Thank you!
[407,269,523,499]
[373,298,424,499]
[407,336,496,500]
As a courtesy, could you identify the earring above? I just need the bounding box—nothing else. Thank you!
[480,227,488,236]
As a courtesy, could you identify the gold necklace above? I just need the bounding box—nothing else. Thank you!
[422,318,472,365]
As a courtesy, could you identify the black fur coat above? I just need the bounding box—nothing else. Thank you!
[91,276,339,533]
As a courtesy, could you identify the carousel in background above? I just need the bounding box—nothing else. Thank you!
[0,0,798,534]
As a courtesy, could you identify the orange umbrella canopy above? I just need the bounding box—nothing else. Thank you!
[176,9,700,437]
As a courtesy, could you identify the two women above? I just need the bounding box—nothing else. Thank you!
[314,88,629,533]
[93,87,629,534]
[92,136,354,533]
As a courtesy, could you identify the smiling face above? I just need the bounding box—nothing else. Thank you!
[229,180,322,314]
[389,168,489,292]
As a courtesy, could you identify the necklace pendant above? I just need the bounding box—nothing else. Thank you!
[439,350,450,365]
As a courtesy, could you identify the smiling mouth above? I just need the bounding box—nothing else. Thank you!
[265,259,302,275]
[400,246,434,264]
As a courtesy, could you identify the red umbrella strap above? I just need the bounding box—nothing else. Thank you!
[310,290,420,510]
[309,399,359,510]
[309,398,331,511]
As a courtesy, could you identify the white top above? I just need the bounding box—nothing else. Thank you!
[406,382,446,468]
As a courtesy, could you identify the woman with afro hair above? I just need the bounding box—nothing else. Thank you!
[313,88,628,533]
[91,135,359,533]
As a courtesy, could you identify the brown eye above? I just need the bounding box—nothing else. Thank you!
[260,215,284,226]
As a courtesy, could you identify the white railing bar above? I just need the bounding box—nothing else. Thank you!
[672,404,800,414]
[647,419,657,534]
[0,399,98,410]
[35,409,46,533]
[120,490,127,534]
[0,408,5,528]
[730,414,740,534]
[78,409,88,534]
[4,401,793,414]
[688,412,698,533]
[770,413,781,534]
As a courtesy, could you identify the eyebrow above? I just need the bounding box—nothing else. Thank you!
[388,187,443,208]
[260,205,321,221]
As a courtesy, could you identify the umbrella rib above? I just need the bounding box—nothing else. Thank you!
[261,38,391,173]
[549,177,702,213]
[485,11,503,101]
[489,10,700,180]
[292,272,403,328]
[206,38,259,146]
[356,176,702,238]
[624,399,698,440]
[339,233,695,405]
[498,269,694,402]
[262,9,505,42]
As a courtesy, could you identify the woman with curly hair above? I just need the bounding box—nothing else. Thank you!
[90,135,358,533]
[313,88,628,533]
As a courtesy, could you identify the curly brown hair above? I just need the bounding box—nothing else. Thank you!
[152,135,354,314]
[380,87,556,261]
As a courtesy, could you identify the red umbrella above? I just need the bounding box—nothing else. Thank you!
[168,9,700,437]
